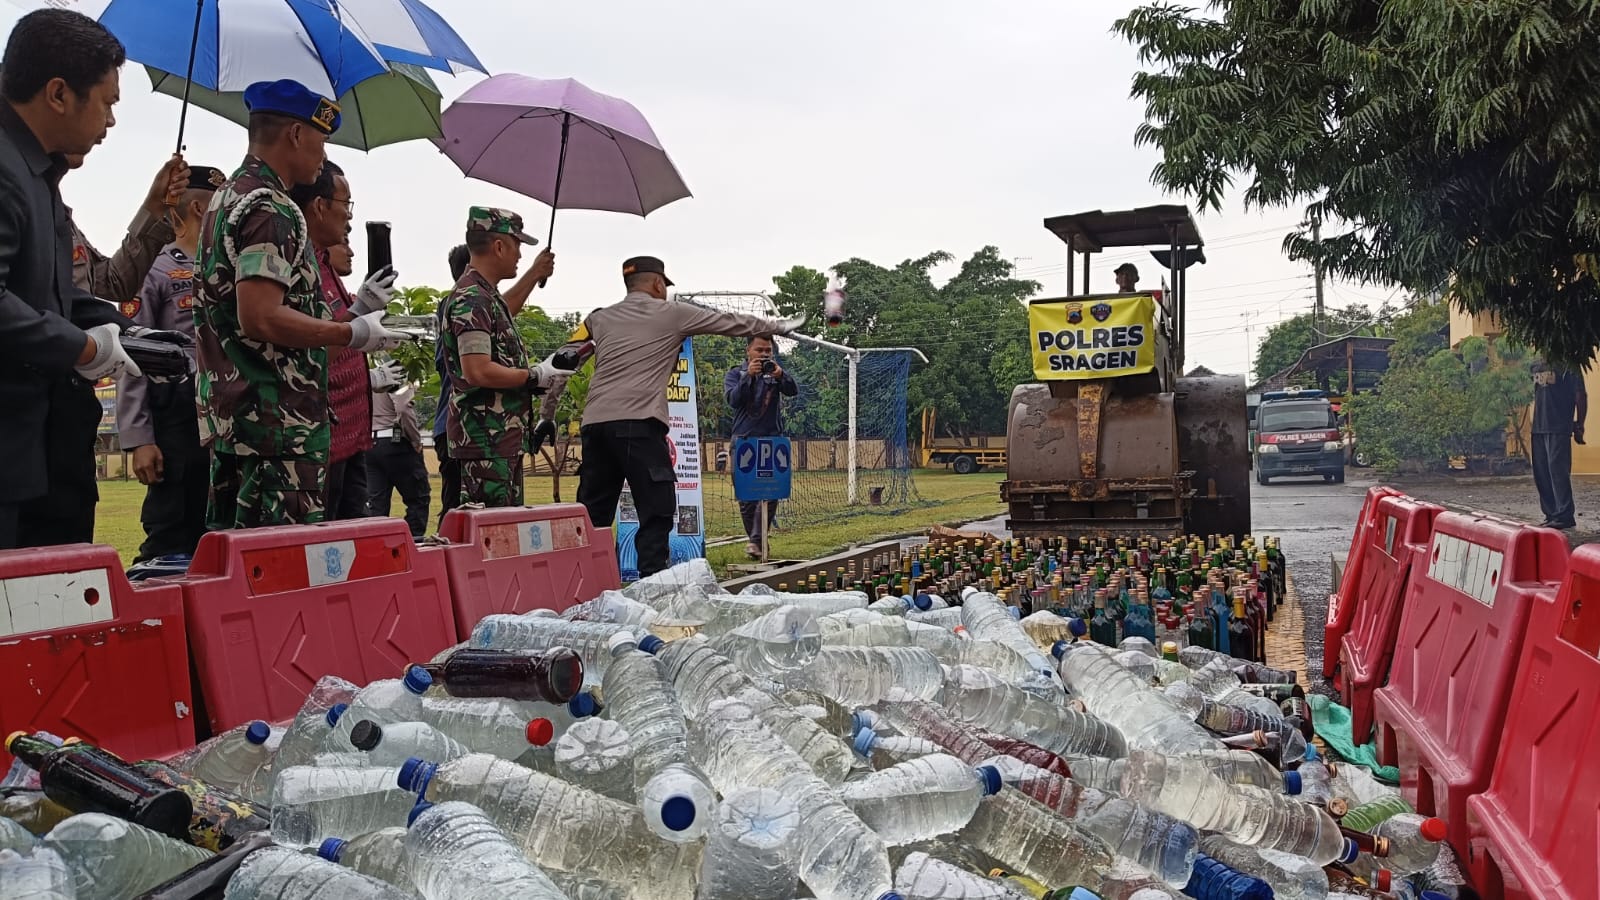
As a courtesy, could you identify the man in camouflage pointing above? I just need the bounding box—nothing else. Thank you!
[195,79,408,529]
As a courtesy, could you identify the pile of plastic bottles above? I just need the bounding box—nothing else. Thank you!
[0,559,1475,900]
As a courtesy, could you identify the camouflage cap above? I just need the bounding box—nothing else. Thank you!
[466,207,539,245]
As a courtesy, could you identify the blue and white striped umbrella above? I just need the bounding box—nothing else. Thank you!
[331,0,484,74]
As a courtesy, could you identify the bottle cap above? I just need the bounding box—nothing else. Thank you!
[1303,742,1319,761]
[245,721,271,745]
[402,665,433,694]
[316,837,347,861]
[1420,817,1448,842]
[526,718,555,747]
[976,765,1003,796]
[350,720,383,751]
[660,795,697,832]
[1376,869,1392,892]
[407,800,434,826]
[397,757,435,793]
[910,593,933,611]
[850,710,874,736]
[1282,770,1302,794]
[852,726,879,758]
[569,692,598,718]
[1067,890,1101,900]
[325,703,349,727]
[1418,893,1452,900]
[1006,606,1021,620]
[1068,618,1087,637]
[876,893,905,900]
[638,634,666,655]
[1337,837,1360,864]
[607,631,640,655]
[1051,640,1071,660]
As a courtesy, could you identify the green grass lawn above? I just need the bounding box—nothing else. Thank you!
[95,468,1006,574]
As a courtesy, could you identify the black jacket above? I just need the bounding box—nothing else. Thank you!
[0,103,127,503]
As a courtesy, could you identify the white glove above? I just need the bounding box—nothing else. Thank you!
[348,310,411,352]
[773,313,808,335]
[353,265,399,316]
[368,360,404,393]
[528,355,563,389]
[75,322,141,381]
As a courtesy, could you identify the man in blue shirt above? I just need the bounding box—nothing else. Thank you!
[725,334,798,557]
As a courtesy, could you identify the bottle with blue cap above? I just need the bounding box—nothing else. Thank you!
[404,800,567,900]
[223,843,412,899]
[1180,852,1274,900]
[268,764,418,849]
[185,720,274,794]
[710,604,823,673]
[782,645,944,707]
[316,827,417,897]
[934,664,1126,759]
[395,753,700,900]
[866,592,934,615]
[599,632,716,843]
[838,753,1003,845]
[416,647,583,704]
[324,667,434,752]
[696,787,801,900]
[1198,834,1329,900]
[467,615,640,686]
[246,675,361,797]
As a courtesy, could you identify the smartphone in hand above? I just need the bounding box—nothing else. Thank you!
[365,221,393,281]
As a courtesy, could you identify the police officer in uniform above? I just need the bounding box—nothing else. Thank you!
[440,207,564,507]
[67,154,188,301]
[195,79,408,529]
[116,165,224,560]
[541,256,804,577]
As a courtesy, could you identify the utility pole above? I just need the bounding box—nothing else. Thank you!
[1241,310,1263,381]
[1311,218,1326,338]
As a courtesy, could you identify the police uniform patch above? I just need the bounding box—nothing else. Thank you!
[1066,303,1083,325]
[169,268,194,281]
[120,299,141,318]
[1091,302,1113,323]
[208,169,226,188]
[311,98,340,133]
[72,244,87,264]
[176,294,195,310]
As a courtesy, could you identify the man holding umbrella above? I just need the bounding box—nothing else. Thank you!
[540,257,805,577]
[195,79,408,529]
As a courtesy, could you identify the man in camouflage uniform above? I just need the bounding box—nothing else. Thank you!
[194,79,407,530]
[442,207,566,507]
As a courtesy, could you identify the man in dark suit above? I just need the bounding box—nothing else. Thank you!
[0,10,148,549]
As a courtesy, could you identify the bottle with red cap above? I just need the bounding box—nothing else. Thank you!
[1366,813,1448,876]
[416,648,583,704]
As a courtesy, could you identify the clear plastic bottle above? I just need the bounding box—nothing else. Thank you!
[554,718,635,802]
[784,646,944,707]
[222,844,412,899]
[711,605,823,673]
[696,787,801,900]
[1055,643,1220,753]
[1165,682,1287,743]
[696,593,783,636]
[684,699,899,900]
[551,873,631,900]
[468,615,637,685]
[351,720,472,768]
[958,788,1112,889]
[326,669,434,751]
[400,754,699,900]
[825,616,964,654]
[658,636,856,783]
[1175,748,1284,790]
[906,607,965,630]
[1339,794,1414,833]
[865,694,1074,779]
[622,558,719,605]
[601,633,716,843]
[1184,659,1283,719]
[839,754,1002,845]
[239,675,360,801]
[960,593,1060,683]
[1120,750,1353,864]
[1112,650,1158,684]
[1019,611,1078,652]
[752,590,868,618]
[1370,814,1447,875]
[405,801,567,900]
[268,765,415,849]
[561,590,660,627]
[1285,760,1334,805]
[1,815,33,853]
[1199,835,1326,900]
[0,846,74,900]
[935,664,1125,758]
[416,695,561,758]
[866,594,930,615]
[185,721,273,793]
[1329,763,1401,808]
[43,813,210,900]
[894,852,1017,900]
[1181,853,1274,900]
[318,828,420,897]
[859,733,942,770]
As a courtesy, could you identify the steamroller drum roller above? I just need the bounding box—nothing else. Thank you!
[1176,374,1253,538]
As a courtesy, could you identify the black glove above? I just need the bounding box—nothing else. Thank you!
[531,418,557,453]
[121,332,194,382]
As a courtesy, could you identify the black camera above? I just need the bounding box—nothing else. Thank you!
[759,358,777,375]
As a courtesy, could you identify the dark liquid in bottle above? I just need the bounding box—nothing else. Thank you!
[6,735,191,841]
[134,760,270,851]
[420,647,583,703]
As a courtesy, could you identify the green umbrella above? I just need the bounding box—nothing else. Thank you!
[146,62,443,151]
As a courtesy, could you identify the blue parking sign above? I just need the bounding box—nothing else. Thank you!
[733,436,792,502]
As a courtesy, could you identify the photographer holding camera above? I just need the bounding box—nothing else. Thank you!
[726,334,798,557]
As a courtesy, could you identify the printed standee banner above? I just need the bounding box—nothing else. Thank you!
[1028,293,1159,380]
[616,338,705,580]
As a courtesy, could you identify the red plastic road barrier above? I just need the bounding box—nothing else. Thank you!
[1371,511,1567,858]
[0,544,193,770]
[1466,543,1600,900]
[1324,485,1401,678]
[439,504,620,636]
[181,520,456,734]
[1338,494,1442,743]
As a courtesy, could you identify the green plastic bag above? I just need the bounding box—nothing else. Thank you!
[1307,693,1401,783]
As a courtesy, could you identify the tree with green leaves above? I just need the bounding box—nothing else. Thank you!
[1252,304,1391,382]
[1116,1,1600,367]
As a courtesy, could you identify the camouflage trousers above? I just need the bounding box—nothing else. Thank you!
[457,456,524,508]
[207,452,327,530]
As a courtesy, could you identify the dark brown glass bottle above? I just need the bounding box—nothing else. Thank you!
[132,760,270,851]
[4,733,191,841]
[418,647,583,702]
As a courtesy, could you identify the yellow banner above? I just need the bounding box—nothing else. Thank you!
[1028,294,1158,380]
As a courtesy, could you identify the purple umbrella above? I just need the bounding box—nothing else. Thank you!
[433,74,691,247]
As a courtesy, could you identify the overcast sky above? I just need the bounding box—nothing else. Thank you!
[10,0,1398,375]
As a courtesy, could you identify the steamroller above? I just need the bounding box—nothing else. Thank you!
[1002,205,1252,539]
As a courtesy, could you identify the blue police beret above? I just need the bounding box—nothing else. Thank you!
[242,79,341,135]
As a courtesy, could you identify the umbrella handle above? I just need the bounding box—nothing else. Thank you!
[174,0,205,154]
[539,112,571,289]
